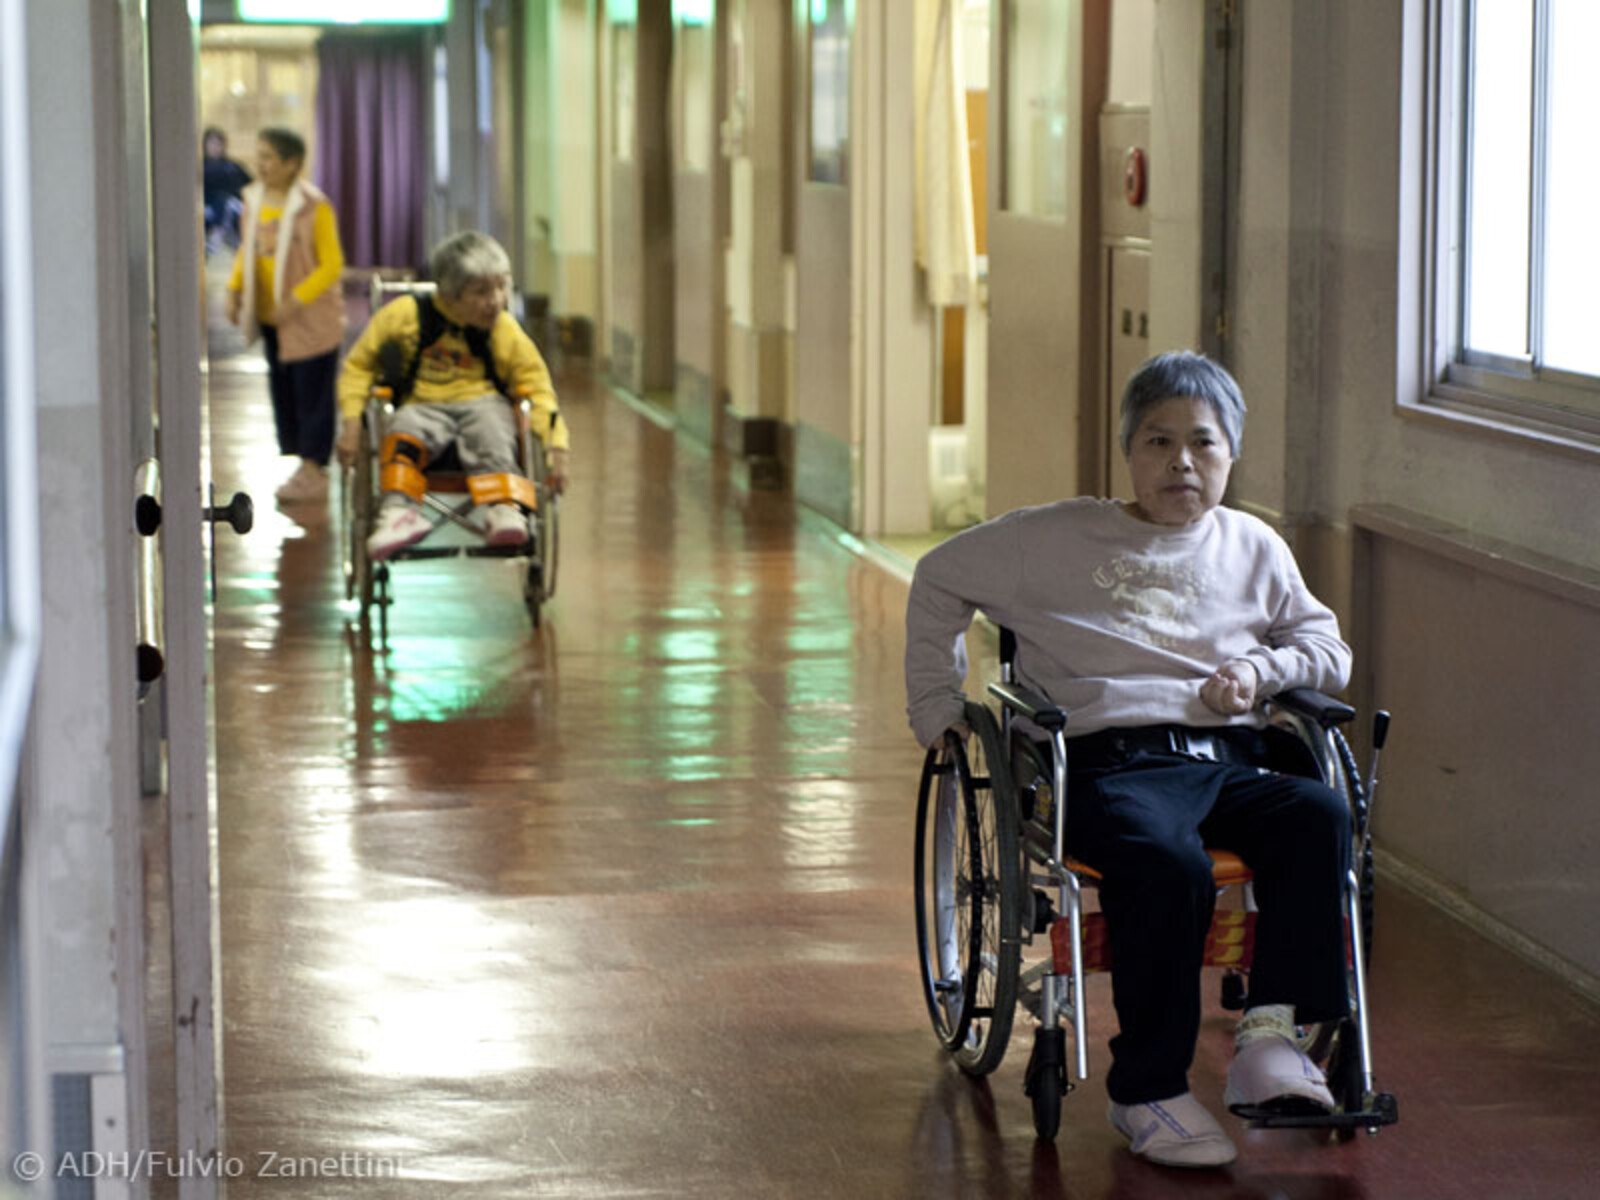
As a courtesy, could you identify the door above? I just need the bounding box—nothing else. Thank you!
[148,3,227,1195]
[791,0,853,529]
[6,1,224,1193]
[984,0,1104,515]
[607,0,676,396]
[671,0,725,445]
[0,0,46,1166]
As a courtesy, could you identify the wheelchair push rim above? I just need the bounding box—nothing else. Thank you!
[913,702,1021,1076]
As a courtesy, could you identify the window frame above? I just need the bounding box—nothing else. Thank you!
[1414,0,1600,453]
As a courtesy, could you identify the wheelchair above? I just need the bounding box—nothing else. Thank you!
[341,278,560,640]
[914,627,1400,1141]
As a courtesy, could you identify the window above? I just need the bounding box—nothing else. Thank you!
[672,2,713,173]
[1002,0,1070,219]
[1425,0,1600,444]
[807,0,850,184]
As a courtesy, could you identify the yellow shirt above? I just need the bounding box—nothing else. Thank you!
[337,294,568,451]
[227,200,343,326]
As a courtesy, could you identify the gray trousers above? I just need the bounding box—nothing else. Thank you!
[382,395,519,508]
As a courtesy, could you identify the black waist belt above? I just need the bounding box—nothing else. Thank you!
[1064,724,1275,771]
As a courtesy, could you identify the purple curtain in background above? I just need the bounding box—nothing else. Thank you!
[314,33,428,271]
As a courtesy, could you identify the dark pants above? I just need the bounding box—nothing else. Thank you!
[1064,728,1351,1105]
[261,325,338,466]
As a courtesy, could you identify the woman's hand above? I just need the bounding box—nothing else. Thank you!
[545,448,569,495]
[335,417,362,468]
[1200,659,1258,716]
[224,290,241,326]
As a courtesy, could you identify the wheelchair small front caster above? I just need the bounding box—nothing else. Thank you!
[1023,1026,1070,1140]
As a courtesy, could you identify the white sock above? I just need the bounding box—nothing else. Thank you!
[1235,1003,1295,1048]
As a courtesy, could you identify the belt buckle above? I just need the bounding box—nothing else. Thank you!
[1169,729,1219,762]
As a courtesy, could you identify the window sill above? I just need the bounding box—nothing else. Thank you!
[1401,385,1600,464]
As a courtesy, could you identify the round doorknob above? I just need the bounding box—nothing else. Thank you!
[203,491,253,535]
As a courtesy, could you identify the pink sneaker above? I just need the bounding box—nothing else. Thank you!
[366,505,431,561]
[481,503,529,547]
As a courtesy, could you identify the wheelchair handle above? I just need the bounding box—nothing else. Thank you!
[987,680,1068,731]
[1372,710,1391,750]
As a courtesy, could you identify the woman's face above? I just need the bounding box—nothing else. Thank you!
[254,140,300,189]
[1125,395,1235,526]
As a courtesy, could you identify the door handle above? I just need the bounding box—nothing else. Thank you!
[203,487,253,605]
[135,459,164,692]
[203,491,253,534]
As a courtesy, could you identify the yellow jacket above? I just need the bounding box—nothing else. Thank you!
[227,178,345,361]
[338,295,568,451]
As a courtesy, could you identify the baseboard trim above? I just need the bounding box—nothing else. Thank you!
[1376,847,1600,1009]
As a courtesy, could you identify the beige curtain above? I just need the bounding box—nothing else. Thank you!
[914,0,977,307]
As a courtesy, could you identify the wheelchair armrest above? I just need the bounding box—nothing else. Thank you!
[1270,688,1356,728]
[987,681,1068,731]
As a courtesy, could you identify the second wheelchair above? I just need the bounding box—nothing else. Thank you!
[340,269,562,639]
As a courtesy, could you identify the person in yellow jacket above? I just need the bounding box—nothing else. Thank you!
[336,230,569,561]
[225,127,346,503]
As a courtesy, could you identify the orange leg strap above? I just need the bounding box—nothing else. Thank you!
[467,472,539,512]
[380,432,429,502]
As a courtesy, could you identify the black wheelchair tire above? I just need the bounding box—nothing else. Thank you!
[1326,1017,1366,1140]
[523,559,542,628]
[1031,1082,1063,1141]
[538,492,559,602]
[913,702,1021,1077]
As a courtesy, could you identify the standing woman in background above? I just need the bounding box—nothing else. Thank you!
[225,127,346,503]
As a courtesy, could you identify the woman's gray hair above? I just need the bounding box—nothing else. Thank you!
[1119,350,1246,457]
[429,231,512,299]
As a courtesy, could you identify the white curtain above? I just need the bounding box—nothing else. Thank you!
[914,0,978,307]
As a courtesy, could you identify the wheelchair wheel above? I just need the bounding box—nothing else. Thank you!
[914,702,1021,1076]
[1324,1018,1366,1140]
[530,450,559,604]
[1024,1025,1068,1139]
[522,559,542,628]
[343,415,380,620]
[538,491,559,601]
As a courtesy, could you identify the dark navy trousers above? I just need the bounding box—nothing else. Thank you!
[260,325,338,466]
[1065,743,1351,1105]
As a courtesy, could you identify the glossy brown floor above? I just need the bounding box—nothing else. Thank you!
[205,351,1600,1199]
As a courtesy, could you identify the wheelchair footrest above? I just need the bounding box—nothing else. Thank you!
[385,542,531,562]
[1230,1092,1399,1130]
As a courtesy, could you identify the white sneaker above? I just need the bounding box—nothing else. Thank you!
[480,503,529,548]
[366,504,431,561]
[275,462,328,502]
[1108,1093,1237,1168]
[1224,1033,1336,1113]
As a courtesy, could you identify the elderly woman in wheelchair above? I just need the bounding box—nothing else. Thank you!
[335,230,569,563]
[905,351,1396,1165]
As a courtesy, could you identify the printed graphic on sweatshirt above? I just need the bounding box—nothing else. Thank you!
[418,338,488,388]
[1091,553,1211,651]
